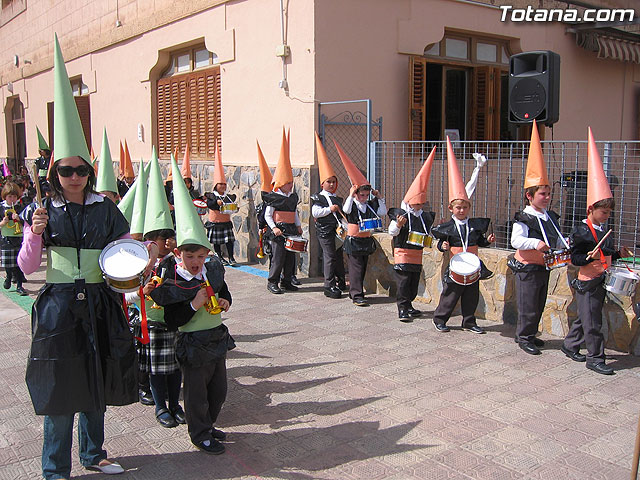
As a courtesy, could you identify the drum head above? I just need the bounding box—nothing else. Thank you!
[450,252,481,275]
[100,240,149,280]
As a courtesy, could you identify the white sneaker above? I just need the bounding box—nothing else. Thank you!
[87,460,125,475]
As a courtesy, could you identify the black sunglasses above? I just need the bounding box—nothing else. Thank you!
[57,165,92,177]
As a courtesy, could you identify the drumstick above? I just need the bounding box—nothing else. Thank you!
[586,229,612,260]
[30,163,43,207]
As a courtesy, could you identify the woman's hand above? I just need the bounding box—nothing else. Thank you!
[218,298,230,312]
[31,207,49,235]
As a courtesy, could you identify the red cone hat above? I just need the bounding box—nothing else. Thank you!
[333,139,369,187]
[404,146,436,204]
[272,128,294,190]
[523,120,549,189]
[180,144,192,179]
[315,132,337,192]
[257,140,272,193]
[447,137,470,204]
[213,141,226,186]
[586,127,613,210]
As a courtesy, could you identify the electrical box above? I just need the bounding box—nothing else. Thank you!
[275,45,290,57]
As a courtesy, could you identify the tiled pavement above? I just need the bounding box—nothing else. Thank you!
[1,263,640,479]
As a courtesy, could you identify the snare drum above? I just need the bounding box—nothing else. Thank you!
[449,252,481,285]
[604,267,639,296]
[99,239,149,293]
[193,198,208,216]
[543,249,571,270]
[359,218,382,232]
[220,203,239,214]
[284,236,308,253]
[407,231,432,248]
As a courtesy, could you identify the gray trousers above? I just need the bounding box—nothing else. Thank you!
[317,235,345,288]
[347,254,368,301]
[433,280,479,328]
[515,269,550,344]
[564,282,606,364]
[268,237,295,285]
[395,270,421,311]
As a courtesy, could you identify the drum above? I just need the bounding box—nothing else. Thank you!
[604,267,639,296]
[359,218,382,232]
[220,202,239,214]
[193,199,208,215]
[284,236,308,253]
[449,252,481,285]
[99,239,149,293]
[335,220,348,243]
[407,231,432,248]
[543,249,571,270]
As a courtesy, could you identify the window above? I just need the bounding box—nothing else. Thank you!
[156,45,221,159]
[2,0,14,9]
[70,77,89,96]
[409,31,515,141]
[47,80,93,154]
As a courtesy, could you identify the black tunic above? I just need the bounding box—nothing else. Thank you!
[388,207,435,272]
[21,196,136,415]
[344,198,380,256]
[311,192,345,238]
[262,191,299,237]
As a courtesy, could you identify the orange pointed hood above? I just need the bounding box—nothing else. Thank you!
[333,139,369,187]
[257,140,272,193]
[123,140,135,178]
[586,127,613,210]
[315,132,337,192]
[213,141,226,186]
[404,146,436,204]
[523,120,549,189]
[165,156,173,184]
[118,141,125,178]
[180,144,192,179]
[447,137,470,204]
[272,128,294,190]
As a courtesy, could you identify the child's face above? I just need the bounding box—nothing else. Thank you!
[176,247,210,276]
[166,236,177,251]
[322,177,337,193]
[590,206,612,225]
[356,188,370,202]
[528,186,551,211]
[280,182,293,194]
[216,183,227,194]
[449,201,470,220]
[409,202,424,211]
[4,194,18,204]
[101,191,119,203]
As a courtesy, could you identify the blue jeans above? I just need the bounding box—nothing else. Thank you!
[42,412,107,480]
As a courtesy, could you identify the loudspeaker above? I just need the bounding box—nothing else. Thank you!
[508,51,560,126]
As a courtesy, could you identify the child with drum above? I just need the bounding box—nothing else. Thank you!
[311,133,347,299]
[0,181,27,295]
[432,138,494,333]
[335,140,387,307]
[205,144,238,266]
[561,129,633,375]
[388,147,436,321]
[509,121,567,355]
[150,157,234,455]
[263,130,303,294]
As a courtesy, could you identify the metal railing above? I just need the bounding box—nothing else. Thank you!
[372,140,640,266]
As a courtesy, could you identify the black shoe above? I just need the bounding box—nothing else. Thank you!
[323,287,341,299]
[194,439,225,455]
[228,258,237,266]
[217,256,230,266]
[281,282,299,292]
[290,276,301,286]
[398,309,413,322]
[3,277,10,290]
[587,362,614,375]
[210,427,227,441]
[518,342,541,355]
[15,286,28,296]
[337,280,347,291]
[156,408,178,428]
[561,344,586,362]
[433,321,450,333]
[139,390,154,406]
[407,308,422,317]
[11,277,17,284]
[462,325,486,334]
[353,298,369,307]
[514,337,545,347]
[170,405,187,424]
[267,283,283,294]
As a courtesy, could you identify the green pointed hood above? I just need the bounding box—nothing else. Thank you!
[52,34,90,164]
[129,157,148,235]
[36,127,49,151]
[117,161,150,224]
[95,128,118,194]
[143,147,174,235]
[171,155,210,250]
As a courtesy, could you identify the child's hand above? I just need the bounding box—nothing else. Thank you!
[297,226,303,235]
[191,287,209,310]
[619,246,633,258]
[218,298,230,312]
[442,241,449,251]
[272,227,283,236]
[142,282,157,296]
[0,216,8,227]
[217,199,223,206]
[372,189,380,198]
[329,204,340,213]
[536,241,549,252]
[396,215,407,227]
[587,248,600,259]
[487,233,495,243]
[349,185,358,197]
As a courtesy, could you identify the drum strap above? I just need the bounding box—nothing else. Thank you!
[407,212,427,236]
[454,220,470,253]
[46,247,103,284]
[135,285,150,345]
[586,219,608,270]
[535,214,570,249]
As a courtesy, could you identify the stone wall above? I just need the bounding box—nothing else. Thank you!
[365,233,640,354]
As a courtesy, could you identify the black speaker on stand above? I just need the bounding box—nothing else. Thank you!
[509,51,560,126]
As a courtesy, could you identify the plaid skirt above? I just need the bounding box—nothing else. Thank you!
[0,245,20,269]
[136,326,180,375]
[205,221,235,245]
